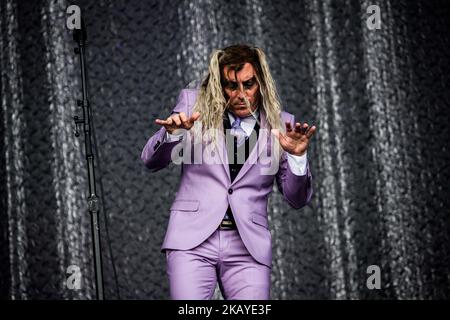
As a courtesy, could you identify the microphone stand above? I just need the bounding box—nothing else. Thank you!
[73,19,105,300]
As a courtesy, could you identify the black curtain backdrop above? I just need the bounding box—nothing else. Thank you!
[1,0,449,299]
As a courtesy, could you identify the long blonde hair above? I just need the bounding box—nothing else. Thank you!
[191,45,284,144]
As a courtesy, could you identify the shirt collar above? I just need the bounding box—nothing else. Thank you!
[228,108,260,124]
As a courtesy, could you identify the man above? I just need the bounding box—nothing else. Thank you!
[141,44,316,299]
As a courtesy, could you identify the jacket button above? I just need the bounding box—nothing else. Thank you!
[153,141,161,151]
[228,188,233,194]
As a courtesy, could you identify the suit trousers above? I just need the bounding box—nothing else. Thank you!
[166,228,271,300]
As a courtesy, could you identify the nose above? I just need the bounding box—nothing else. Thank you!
[236,89,245,99]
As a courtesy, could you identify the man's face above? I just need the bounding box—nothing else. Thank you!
[222,62,260,118]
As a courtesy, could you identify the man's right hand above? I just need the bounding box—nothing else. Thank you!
[155,112,201,134]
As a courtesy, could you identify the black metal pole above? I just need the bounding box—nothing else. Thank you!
[73,19,105,300]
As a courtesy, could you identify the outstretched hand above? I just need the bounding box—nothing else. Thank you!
[155,112,201,134]
[271,122,317,156]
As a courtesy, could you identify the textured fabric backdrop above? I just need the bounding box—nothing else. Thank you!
[1,0,449,299]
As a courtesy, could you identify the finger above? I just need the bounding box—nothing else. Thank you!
[179,112,189,127]
[155,119,167,125]
[306,125,317,139]
[294,122,308,134]
[189,111,201,123]
[298,123,309,134]
[155,119,168,126]
[171,114,182,126]
[285,122,293,132]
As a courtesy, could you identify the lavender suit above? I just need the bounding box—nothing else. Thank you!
[141,89,313,299]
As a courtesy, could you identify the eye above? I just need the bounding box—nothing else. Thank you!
[243,81,255,89]
[227,82,238,90]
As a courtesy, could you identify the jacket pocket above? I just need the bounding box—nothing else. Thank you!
[170,199,200,212]
[252,214,268,229]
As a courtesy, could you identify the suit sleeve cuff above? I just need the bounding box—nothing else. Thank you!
[165,130,184,143]
[287,152,308,176]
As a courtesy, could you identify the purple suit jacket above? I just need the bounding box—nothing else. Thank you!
[141,89,313,267]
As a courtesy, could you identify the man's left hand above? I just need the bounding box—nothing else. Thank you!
[271,122,317,156]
